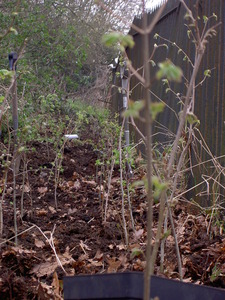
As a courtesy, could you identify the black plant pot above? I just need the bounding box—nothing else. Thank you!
[63,272,225,300]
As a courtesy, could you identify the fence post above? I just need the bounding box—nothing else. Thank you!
[120,61,129,147]
[120,61,133,177]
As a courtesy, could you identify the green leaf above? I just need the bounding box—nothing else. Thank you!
[184,13,191,20]
[152,176,168,202]
[150,102,165,120]
[150,60,156,67]
[9,27,18,35]
[161,229,171,240]
[132,180,145,187]
[0,95,4,104]
[18,146,26,153]
[162,79,169,86]
[186,112,200,125]
[0,69,14,79]
[210,265,221,282]
[156,60,183,82]
[204,69,211,77]
[102,32,134,50]
[213,13,218,21]
[123,100,145,118]
[121,34,135,49]
[203,15,208,23]
[130,247,144,259]
[187,30,191,39]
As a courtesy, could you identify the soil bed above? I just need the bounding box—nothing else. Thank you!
[0,126,225,299]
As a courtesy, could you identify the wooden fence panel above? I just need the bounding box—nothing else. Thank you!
[111,0,225,204]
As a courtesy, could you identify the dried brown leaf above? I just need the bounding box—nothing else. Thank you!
[107,258,121,273]
[82,179,97,187]
[73,180,81,189]
[108,244,114,250]
[94,249,103,260]
[23,184,30,193]
[35,238,45,248]
[30,261,59,277]
[116,243,126,250]
[87,259,103,267]
[36,209,48,216]
[80,240,91,252]
[133,229,144,241]
[52,271,60,295]
[38,186,48,194]
[49,206,56,213]
[68,207,78,215]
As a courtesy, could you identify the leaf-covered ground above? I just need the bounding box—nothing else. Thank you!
[1,126,225,299]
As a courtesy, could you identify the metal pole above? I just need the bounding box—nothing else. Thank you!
[122,77,129,147]
[120,61,129,147]
[120,61,132,178]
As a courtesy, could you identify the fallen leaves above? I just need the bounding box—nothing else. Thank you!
[23,183,31,193]
[30,247,74,278]
[36,209,48,216]
[38,186,48,194]
[133,228,144,241]
[2,139,225,300]
[107,257,121,273]
[30,260,59,277]
[34,238,45,248]
[80,240,91,254]
[37,280,63,300]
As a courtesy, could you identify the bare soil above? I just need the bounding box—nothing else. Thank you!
[0,125,225,299]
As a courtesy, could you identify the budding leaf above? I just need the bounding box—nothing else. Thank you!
[131,248,144,259]
[213,13,218,21]
[186,112,200,125]
[123,100,145,118]
[0,69,14,79]
[150,102,165,120]
[187,30,191,39]
[204,69,211,77]
[102,32,134,50]
[203,15,208,23]
[9,27,18,35]
[156,60,183,82]
[152,176,168,202]
[161,229,171,240]
[0,96,4,104]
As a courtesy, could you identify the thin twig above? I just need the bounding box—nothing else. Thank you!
[104,156,115,222]
[119,118,128,245]
[0,225,36,246]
